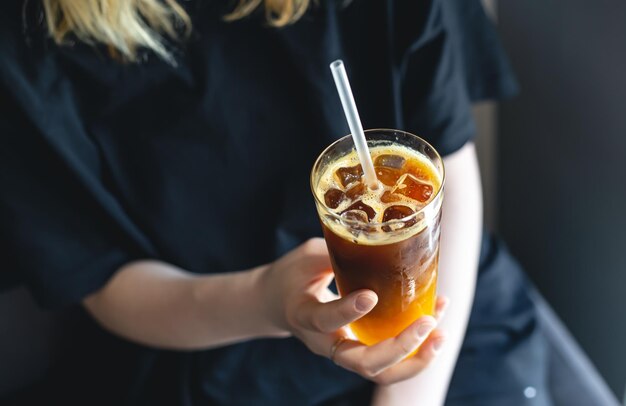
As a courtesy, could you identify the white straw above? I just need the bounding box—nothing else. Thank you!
[330,60,378,190]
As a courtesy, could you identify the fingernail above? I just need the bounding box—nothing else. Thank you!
[433,337,445,353]
[416,322,435,338]
[355,294,376,312]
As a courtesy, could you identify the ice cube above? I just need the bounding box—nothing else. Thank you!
[341,201,376,221]
[380,190,402,203]
[375,167,403,186]
[382,205,417,232]
[392,174,433,202]
[340,209,369,223]
[345,182,365,200]
[403,161,429,181]
[324,188,346,209]
[382,205,415,222]
[374,154,405,169]
[335,164,363,188]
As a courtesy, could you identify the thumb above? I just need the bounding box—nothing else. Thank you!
[296,290,378,333]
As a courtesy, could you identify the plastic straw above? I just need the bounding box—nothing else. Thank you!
[330,60,378,190]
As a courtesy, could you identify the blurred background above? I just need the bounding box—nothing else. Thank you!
[475,0,626,401]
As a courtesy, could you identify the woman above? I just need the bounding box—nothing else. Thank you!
[0,0,547,404]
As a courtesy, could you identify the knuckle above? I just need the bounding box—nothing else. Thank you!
[399,339,416,355]
[301,238,324,255]
[356,361,378,379]
[300,238,325,256]
[309,313,324,332]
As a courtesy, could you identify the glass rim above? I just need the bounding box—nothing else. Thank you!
[310,128,446,228]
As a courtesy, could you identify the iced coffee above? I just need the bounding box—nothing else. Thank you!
[311,129,444,346]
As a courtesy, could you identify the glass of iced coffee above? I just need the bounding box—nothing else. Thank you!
[311,129,444,347]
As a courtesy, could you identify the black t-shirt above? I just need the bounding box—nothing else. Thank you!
[0,1,518,404]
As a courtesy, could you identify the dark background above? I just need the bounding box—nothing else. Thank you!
[497,0,626,398]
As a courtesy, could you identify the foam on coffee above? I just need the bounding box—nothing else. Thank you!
[315,143,442,245]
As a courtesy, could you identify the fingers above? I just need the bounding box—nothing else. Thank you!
[294,238,332,275]
[329,299,450,384]
[435,296,449,321]
[288,239,452,383]
[364,316,437,375]
[296,290,378,333]
[372,329,446,385]
[332,315,437,377]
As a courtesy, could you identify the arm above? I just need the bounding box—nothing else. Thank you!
[84,239,441,385]
[85,249,378,350]
[371,142,483,405]
[83,260,288,350]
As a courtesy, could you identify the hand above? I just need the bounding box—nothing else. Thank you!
[258,238,448,385]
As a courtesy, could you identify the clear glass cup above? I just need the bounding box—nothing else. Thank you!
[310,129,445,345]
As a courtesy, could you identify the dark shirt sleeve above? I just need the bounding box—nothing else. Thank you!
[393,0,517,156]
[441,0,519,102]
[0,75,155,308]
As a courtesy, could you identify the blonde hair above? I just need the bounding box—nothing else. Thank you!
[225,0,309,27]
[42,0,311,62]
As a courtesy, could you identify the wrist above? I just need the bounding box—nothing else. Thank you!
[250,264,291,338]
[190,266,289,345]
